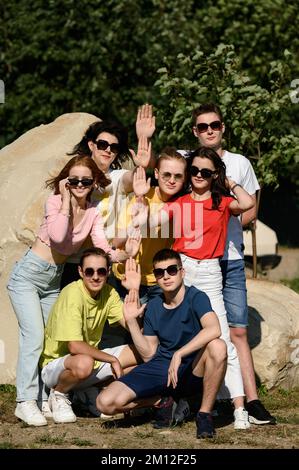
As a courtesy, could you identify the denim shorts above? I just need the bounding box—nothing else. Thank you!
[220,259,248,328]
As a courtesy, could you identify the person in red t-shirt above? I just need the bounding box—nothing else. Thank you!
[133,146,254,430]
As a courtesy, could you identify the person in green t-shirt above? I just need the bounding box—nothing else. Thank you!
[40,247,143,424]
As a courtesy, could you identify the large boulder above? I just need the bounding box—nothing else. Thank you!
[247,279,299,390]
[0,113,100,383]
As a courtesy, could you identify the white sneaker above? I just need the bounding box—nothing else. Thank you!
[49,389,77,424]
[15,401,47,426]
[234,407,251,430]
[41,400,53,418]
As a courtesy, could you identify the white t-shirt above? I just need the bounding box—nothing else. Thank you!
[66,168,129,263]
[177,149,260,260]
[222,150,260,260]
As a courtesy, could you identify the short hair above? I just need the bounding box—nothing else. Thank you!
[153,248,182,267]
[156,146,187,171]
[192,103,223,126]
[79,247,111,269]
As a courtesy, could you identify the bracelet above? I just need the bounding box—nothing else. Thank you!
[231,183,242,191]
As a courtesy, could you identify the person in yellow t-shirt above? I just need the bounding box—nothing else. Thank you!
[111,148,187,304]
[40,248,143,424]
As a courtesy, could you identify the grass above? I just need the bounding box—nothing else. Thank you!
[281,277,299,293]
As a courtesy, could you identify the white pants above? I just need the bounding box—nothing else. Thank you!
[181,254,244,399]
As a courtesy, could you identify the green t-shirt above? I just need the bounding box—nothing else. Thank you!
[40,280,123,369]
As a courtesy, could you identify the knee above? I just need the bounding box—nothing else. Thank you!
[207,338,227,364]
[72,355,94,380]
[230,327,247,343]
[96,389,118,415]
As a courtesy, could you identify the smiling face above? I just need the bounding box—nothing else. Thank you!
[67,165,95,199]
[78,254,109,298]
[154,158,186,201]
[190,156,217,193]
[193,112,224,151]
[88,131,120,173]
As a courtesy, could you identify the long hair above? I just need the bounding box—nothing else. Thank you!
[45,155,110,199]
[186,147,230,209]
[68,120,129,170]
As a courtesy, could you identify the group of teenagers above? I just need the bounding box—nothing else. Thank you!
[7,102,276,439]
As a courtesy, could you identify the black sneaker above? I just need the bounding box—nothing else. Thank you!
[246,400,276,425]
[172,398,191,426]
[196,411,216,439]
[152,396,176,429]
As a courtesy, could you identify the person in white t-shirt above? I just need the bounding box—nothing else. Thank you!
[188,103,276,425]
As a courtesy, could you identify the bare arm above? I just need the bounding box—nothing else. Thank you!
[241,193,257,226]
[167,312,221,388]
[68,340,123,378]
[227,179,255,215]
[123,289,158,361]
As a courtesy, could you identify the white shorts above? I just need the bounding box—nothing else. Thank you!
[41,345,126,390]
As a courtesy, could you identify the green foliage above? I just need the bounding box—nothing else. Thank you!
[281,278,299,293]
[155,44,299,187]
[0,0,299,189]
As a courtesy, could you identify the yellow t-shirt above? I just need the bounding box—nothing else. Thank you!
[40,280,123,369]
[113,187,173,286]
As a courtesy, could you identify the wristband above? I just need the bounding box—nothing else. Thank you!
[231,183,242,191]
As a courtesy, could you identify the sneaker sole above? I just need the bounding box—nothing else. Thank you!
[248,416,276,425]
[53,416,77,424]
[15,411,47,427]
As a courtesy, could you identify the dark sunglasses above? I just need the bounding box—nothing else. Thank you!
[94,139,121,154]
[190,166,216,179]
[196,120,222,133]
[83,267,108,278]
[68,178,94,187]
[153,264,182,280]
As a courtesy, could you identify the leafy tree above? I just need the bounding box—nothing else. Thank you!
[154,44,299,188]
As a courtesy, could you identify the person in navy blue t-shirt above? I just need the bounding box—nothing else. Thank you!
[97,249,227,438]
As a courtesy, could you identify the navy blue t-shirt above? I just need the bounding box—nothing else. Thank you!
[143,285,212,360]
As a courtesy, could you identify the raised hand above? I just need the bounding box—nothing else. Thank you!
[125,228,141,258]
[130,135,152,168]
[123,289,146,322]
[136,103,156,139]
[59,178,72,199]
[121,257,141,291]
[130,197,149,230]
[133,166,151,197]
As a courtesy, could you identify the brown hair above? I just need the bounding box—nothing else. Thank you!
[192,103,223,126]
[46,155,110,197]
[79,247,111,269]
[156,146,187,171]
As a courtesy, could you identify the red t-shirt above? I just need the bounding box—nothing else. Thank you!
[163,193,234,260]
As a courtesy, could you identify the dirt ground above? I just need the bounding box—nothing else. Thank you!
[0,385,298,450]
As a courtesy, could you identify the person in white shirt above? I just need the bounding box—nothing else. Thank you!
[188,103,276,425]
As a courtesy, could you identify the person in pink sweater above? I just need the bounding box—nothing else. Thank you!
[7,155,140,427]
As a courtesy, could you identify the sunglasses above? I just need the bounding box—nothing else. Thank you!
[157,170,184,182]
[83,267,108,278]
[153,264,182,280]
[190,166,216,179]
[196,120,222,133]
[68,178,94,187]
[94,139,121,154]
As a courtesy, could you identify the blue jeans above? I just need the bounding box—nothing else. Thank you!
[220,259,248,328]
[7,249,64,402]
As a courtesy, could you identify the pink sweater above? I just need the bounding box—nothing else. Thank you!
[37,194,118,261]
